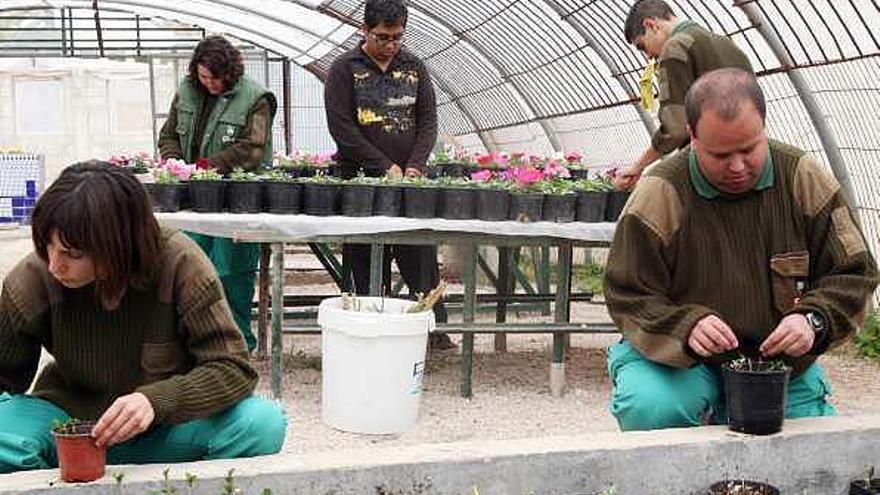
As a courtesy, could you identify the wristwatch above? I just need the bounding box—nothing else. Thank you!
[804,311,827,336]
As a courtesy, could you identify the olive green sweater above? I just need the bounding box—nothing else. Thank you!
[653,21,753,154]
[605,140,877,374]
[0,229,257,423]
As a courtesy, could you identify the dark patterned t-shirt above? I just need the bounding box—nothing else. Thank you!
[325,46,437,175]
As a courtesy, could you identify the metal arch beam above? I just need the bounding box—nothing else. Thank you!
[541,0,657,138]
[26,0,312,59]
[736,3,857,210]
[406,1,563,152]
[433,77,497,152]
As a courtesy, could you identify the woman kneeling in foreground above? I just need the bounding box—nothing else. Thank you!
[0,161,285,473]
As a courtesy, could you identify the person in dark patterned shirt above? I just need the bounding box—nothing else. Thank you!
[324,0,453,349]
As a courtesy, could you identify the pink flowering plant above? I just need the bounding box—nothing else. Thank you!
[506,166,546,193]
[564,151,586,169]
[475,152,509,170]
[108,152,155,174]
[542,159,571,179]
[154,158,195,184]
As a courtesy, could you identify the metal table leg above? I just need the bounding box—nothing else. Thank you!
[257,244,270,361]
[270,242,284,400]
[494,246,511,353]
[460,244,477,398]
[551,242,573,397]
[369,243,384,296]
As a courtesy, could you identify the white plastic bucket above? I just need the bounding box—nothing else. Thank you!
[317,296,435,434]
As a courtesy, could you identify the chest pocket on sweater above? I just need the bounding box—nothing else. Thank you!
[141,341,188,382]
[769,251,809,314]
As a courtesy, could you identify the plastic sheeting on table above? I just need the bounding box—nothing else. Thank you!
[155,212,616,244]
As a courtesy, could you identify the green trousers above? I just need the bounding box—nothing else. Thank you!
[187,232,259,351]
[0,393,286,473]
[607,339,836,431]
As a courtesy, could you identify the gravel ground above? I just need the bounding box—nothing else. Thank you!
[1,227,878,456]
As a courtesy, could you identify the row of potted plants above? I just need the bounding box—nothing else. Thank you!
[143,168,629,223]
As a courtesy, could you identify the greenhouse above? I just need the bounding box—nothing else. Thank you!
[0,1,879,494]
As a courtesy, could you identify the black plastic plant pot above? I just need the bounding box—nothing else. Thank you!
[303,183,340,216]
[438,162,470,179]
[475,188,509,221]
[708,480,779,495]
[850,479,880,495]
[508,192,544,222]
[403,186,439,219]
[722,363,790,435]
[568,168,591,180]
[228,181,262,214]
[189,180,227,213]
[542,193,577,223]
[341,183,375,217]
[263,181,302,214]
[604,190,630,221]
[576,191,607,222]
[373,185,402,217]
[849,478,880,495]
[439,187,476,220]
[146,183,184,213]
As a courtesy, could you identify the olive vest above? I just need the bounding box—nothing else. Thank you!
[173,76,277,163]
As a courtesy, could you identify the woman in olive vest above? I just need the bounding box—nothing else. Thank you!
[159,36,277,352]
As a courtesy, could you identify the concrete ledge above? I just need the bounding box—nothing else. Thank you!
[2,414,879,495]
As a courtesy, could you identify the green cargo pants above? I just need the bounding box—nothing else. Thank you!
[187,232,259,352]
[607,339,836,431]
[0,393,286,474]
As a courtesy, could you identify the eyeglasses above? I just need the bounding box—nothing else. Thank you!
[368,31,405,45]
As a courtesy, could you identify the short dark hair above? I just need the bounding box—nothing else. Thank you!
[624,0,675,44]
[364,0,408,29]
[685,68,767,136]
[31,161,162,309]
[187,35,244,91]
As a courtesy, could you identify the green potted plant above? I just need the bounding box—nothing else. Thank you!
[301,172,341,216]
[261,168,301,214]
[149,165,191,213]
[572,176,611,223]
[600,167,630,221]
[341,171,379,217]
[470,170,509,221]
[188,168,226,212]
[436,176,476,220]
[52,419,105,483]
[850,467,880,494]
[506,167,545,223]
[227,168,262,214]
[723,355,791,435]
[708,480,779,495]
[400,175,439,219]
[540,178,577,223]
[373,175,404,217]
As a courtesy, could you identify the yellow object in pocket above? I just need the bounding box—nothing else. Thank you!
[640,60,657,111]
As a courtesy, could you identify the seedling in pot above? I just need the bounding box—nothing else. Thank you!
[229,168,260,182]
[190,169,223,181]
[726,354,789,372]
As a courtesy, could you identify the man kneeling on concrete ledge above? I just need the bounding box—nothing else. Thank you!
[603,68,878,432]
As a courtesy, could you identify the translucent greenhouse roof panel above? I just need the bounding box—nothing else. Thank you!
[22,0,357,61]
[320,0,633,121]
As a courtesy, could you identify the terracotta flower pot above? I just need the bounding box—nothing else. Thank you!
[53,420,106,483]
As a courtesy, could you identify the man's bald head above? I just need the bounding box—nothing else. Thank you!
[685,68,766,138]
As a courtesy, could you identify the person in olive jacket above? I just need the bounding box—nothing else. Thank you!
[604,69,877,431]
[159,35,277,351]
